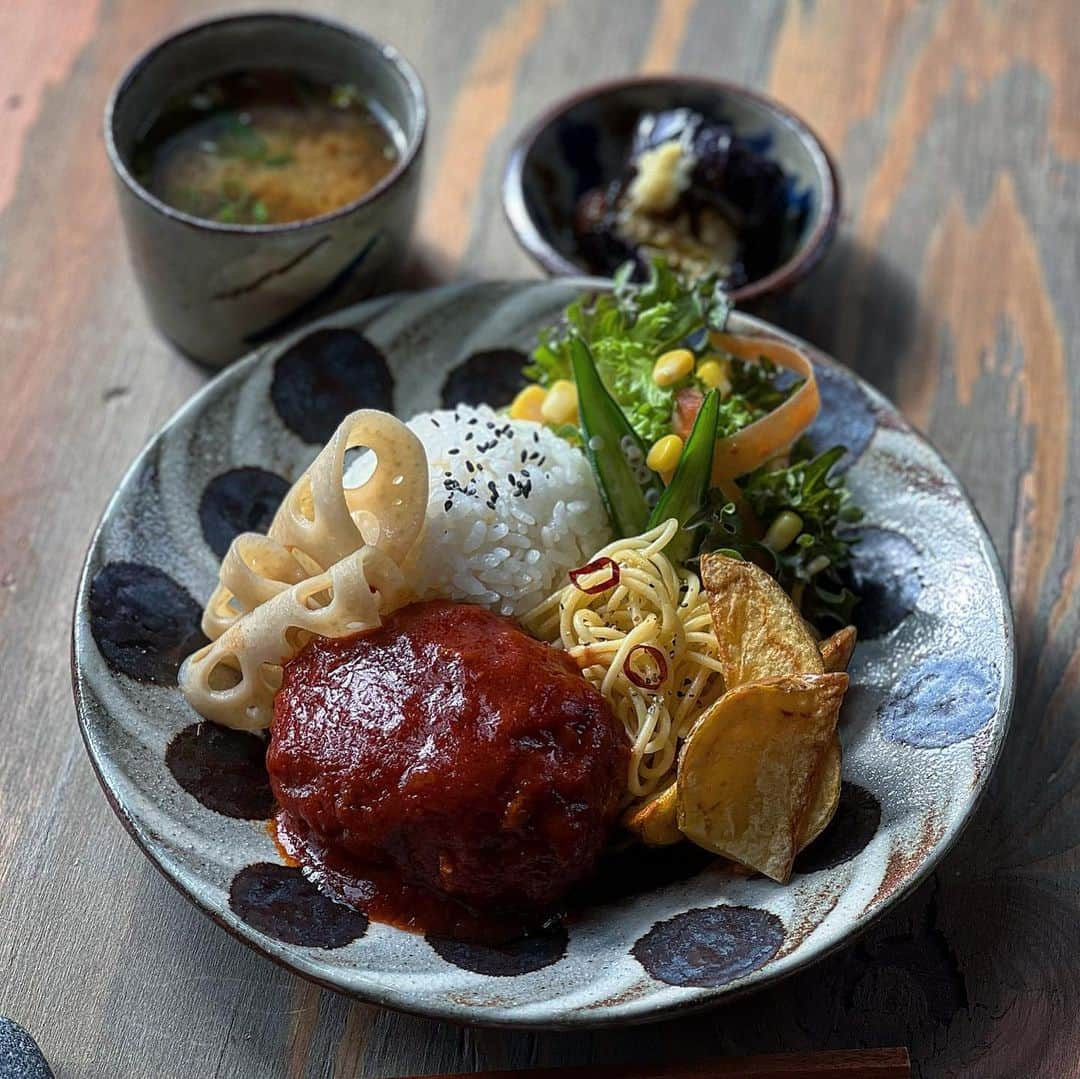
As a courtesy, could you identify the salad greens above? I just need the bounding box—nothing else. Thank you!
[528,262,730,443]
[570,336,662,537]
[694,446,862,627]
[528,261,795,444]
[527,258,864,628]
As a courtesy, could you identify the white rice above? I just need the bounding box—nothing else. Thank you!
[405,405,611,617]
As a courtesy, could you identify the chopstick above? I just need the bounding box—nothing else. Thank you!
[408,1047,911,1079]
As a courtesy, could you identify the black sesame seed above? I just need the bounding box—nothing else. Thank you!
[448,448,460,455]
[444,499,452,511]
[431,419,440,427]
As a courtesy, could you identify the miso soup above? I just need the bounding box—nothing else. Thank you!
[133,69,402,225]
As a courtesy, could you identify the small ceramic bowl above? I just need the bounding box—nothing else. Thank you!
[503,76,840,303]
[106,13,426,367]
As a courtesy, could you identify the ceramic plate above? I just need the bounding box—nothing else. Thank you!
[71,279,1014,1028]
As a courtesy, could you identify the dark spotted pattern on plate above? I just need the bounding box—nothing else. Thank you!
[846,527,922,639]
[271,328,394,444]
[795,782,882,875]
[805,362,878,470]
[198,467,290,559]
[229,863,368,948]
[88,562,207,685]
[878,657,998,748]
[440,348,530,409]
[427,925,569,976]
[632,906,785,988]
[166,722,274,820]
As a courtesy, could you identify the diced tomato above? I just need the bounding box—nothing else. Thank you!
[672,387,704,440]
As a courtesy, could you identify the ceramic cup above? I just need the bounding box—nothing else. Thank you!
[106,12,426,366]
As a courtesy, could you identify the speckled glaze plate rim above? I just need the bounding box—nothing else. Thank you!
[71,279,1015,1029]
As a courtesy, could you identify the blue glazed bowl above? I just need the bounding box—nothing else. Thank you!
[503,76,840,303]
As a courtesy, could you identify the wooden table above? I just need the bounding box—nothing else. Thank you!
[1,2,1076,1076]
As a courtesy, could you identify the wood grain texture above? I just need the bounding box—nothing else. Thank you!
[407,1047,912,1078]
[0,1,1077,1077]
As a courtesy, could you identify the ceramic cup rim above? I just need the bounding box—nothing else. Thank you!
[104,10,428,236]
[502,74,841,303]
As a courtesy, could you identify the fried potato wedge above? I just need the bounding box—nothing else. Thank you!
[700,553,824,688]
[623,736,843,852]
[621,783,681,846]
[676,673,847,882]
[820,626,857,674]
[796,735,842,851]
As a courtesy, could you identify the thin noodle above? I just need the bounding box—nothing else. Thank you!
[523,519,726,801]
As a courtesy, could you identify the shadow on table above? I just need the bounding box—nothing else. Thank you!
[747,232,923,407]
[84,860,300,1079]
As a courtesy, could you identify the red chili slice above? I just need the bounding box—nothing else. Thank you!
[569,557,620,594]
[623,644,668,690]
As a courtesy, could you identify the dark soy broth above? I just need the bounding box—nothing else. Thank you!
[133,69,402,225]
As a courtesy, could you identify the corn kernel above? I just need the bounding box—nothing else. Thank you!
[696,357,731,395]
[647,434,684,474]
[510,384,547,422]
[763,510,804,552]
[652,348,695,387]
[540,379,579,425]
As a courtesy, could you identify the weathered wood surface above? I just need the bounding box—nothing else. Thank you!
[0,1,1077,1076]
